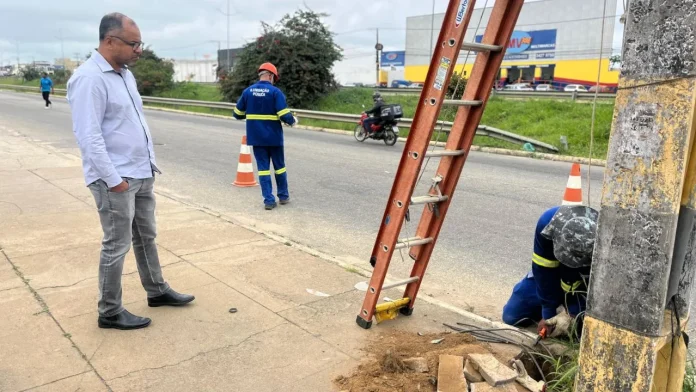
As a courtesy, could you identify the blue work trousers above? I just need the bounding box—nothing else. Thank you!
[502,272,586,327]
[502,273,542,327]
[253,146,288,206]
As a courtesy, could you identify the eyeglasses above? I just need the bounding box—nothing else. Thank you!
[109,35,145,51]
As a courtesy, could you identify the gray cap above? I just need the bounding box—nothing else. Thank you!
[541,206,599,268]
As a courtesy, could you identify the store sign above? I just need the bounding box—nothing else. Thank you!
[381,51,405,67]
[476,29,557,54]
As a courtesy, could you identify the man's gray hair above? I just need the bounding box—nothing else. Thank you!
[99,13,127,41]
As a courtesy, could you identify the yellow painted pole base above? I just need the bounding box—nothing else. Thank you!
[576,315,688,392]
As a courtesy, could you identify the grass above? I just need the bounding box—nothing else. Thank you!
[686,358,696,392]
[308,87,613,159]
[153,82,222,102]
[0,76,68,89]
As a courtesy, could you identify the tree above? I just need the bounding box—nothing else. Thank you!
[219,9,343,108]
[447,72,467,100]
[52,69,72,84]
[129,48,175,96]
[21,67,41,81]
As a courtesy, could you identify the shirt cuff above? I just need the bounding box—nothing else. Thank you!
[542,306,559,320]
[103,173,123,188]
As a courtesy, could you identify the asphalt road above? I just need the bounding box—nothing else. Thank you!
[0,91,607,320]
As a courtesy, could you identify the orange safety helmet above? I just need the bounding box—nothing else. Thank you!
[258,62,279,81]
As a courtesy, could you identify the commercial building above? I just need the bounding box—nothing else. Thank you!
[405,0,619,89]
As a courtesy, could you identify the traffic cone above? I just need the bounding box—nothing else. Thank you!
[562,163,583,205]
[232,136,258,187]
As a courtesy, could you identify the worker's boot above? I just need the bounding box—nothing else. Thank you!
[265,203,277,210]
[279,198,290,205]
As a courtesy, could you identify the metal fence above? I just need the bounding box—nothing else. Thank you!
[0,84,558,153]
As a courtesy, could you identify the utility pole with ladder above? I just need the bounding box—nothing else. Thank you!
[356,0,524,329]
[575,0,696,390]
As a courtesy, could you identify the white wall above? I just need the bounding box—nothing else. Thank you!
[172,59,218,83]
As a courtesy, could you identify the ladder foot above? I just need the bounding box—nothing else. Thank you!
[399,307,414,316]
[356,315,373,329]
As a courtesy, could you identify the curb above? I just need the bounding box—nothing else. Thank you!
[144,106,606,168]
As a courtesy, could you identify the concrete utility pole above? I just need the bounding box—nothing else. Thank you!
[575,0,696,390]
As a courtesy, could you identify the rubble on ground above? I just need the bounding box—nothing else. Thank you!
[334,330,546,392]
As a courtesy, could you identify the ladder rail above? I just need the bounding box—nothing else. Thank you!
[403,0,526,309]
[357,0,480,328]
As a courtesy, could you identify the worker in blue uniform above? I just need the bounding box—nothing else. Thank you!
[502,205,599,338]
[233,62,297,210]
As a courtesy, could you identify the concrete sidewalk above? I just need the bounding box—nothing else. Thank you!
[0,128,477,392]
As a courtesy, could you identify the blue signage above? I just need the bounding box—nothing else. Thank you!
[476,29,557,54]
[381,51,405,67]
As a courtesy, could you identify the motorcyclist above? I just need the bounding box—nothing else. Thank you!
[363,92,385,134]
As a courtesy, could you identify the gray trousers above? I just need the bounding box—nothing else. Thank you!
[88,177,170,317]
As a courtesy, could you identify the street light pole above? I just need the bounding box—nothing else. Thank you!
[429,0,435,62]
[60,29,65,67]
[226,0,230,71]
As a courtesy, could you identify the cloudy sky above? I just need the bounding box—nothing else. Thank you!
[0,0,624,84]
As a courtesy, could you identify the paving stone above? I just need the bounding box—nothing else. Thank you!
[469,353,518,386]
[465,358,485,382]
[437,355,467,392]
[404,357,429,373]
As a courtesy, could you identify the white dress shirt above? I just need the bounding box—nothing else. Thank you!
[67,50,160,188]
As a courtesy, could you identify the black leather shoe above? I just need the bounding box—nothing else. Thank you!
[98,309,151,330]
[148,289,195,307]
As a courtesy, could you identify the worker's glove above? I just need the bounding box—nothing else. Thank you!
[291,115,299,127]
[545,306,573,338]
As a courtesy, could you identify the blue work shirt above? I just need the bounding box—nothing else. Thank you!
[40,77,53,92]
[232,81,295,146]
[67,50,159,188]
[532,206,590,320]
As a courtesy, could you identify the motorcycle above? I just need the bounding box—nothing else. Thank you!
[354,112,399,146]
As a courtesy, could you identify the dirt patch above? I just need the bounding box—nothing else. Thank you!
[335,330,493,392]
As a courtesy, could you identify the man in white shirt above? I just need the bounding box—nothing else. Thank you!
[67,13,194,330]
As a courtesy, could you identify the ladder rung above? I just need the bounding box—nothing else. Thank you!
[382,277,420,290]
[442,100,483,106]
[395,237,434,250]
[461,42,503,52]
[426,149,466,157]
[411,195,449,205]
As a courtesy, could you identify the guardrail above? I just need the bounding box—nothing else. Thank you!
[0,84,558,153]
[363,86,616,100]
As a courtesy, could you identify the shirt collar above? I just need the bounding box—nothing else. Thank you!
[257,80,271,85]
[91,50,126,73]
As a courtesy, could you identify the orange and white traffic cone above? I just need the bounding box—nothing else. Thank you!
[562,163,583,205]
[232,136,258,187]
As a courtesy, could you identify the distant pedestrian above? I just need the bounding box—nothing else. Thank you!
[233,62,297,210]
[40,73,53,109]
[67,12,194,331]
